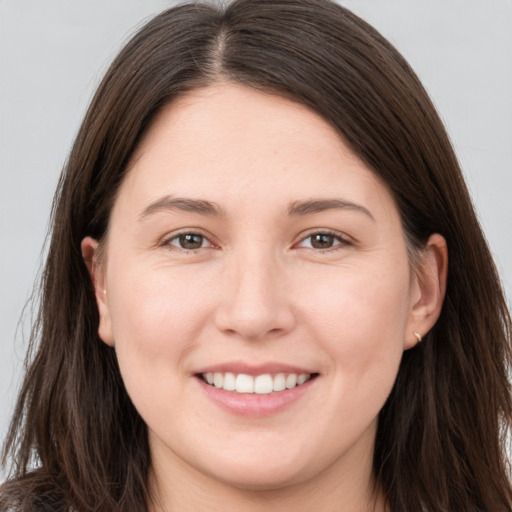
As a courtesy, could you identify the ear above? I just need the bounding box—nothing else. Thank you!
[405,233,448,349]
[81,236,114,346]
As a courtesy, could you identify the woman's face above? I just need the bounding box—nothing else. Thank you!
[84,83,437,492]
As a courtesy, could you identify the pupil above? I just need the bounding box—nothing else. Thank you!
[311,234,334,249]
[179,234,203,249]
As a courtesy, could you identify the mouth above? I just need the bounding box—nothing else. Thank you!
[198,372,318,395]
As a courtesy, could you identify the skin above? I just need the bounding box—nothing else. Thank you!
[82,83,447,512]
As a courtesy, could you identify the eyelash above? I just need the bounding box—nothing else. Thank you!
[162,229,352,253]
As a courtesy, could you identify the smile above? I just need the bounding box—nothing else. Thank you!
[200,372,314,394]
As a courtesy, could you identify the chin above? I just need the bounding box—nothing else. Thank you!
[209,464,309,492]
[196,447,321,492]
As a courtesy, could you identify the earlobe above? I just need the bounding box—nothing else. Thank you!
[405,233,448,349]
[81,237,115,347]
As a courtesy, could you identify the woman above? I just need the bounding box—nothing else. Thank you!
[1,0,511,510]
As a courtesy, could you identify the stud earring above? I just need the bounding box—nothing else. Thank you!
[413,331,422,343]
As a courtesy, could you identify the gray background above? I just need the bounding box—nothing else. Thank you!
[1,0,511,468]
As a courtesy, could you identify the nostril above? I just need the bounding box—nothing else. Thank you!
[214,302,297,342]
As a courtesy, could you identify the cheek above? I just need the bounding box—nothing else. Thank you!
[106,264,215,387]
[301,259,411,385]
[296,264,411,461]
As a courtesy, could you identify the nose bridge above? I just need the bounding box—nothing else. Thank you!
[215,243,295,341]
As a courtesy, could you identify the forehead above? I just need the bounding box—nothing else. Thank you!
[116,82,397,222]
[131,82,352,167]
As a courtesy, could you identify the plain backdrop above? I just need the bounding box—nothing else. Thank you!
[1,0,511,471]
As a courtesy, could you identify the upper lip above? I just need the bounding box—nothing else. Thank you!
[194,361,316,376]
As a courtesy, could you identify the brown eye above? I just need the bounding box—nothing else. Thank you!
[169,233,207,250]
[310,233,336,249]
[297,232,348,250]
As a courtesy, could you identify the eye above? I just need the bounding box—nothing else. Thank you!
[297,231,349,250]
[166,232,211,250]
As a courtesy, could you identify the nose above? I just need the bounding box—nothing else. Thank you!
[214,251,296,342]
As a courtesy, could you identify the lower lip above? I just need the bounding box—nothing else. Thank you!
[196,376,317,417]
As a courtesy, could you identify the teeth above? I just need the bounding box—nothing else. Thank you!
[213,373,223,388]
[273,373,286,392]
[202,372,312,394]
[235,374,254,393]
[254,374,273,394]
[297,374,309,385]
[223,372,236,391]
[286,373,297,389]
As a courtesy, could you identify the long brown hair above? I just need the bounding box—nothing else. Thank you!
[2,1,511,510]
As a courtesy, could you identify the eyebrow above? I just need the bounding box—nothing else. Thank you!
[139,196,374,221]
[287,198,375,220]
[139,196,223,220]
